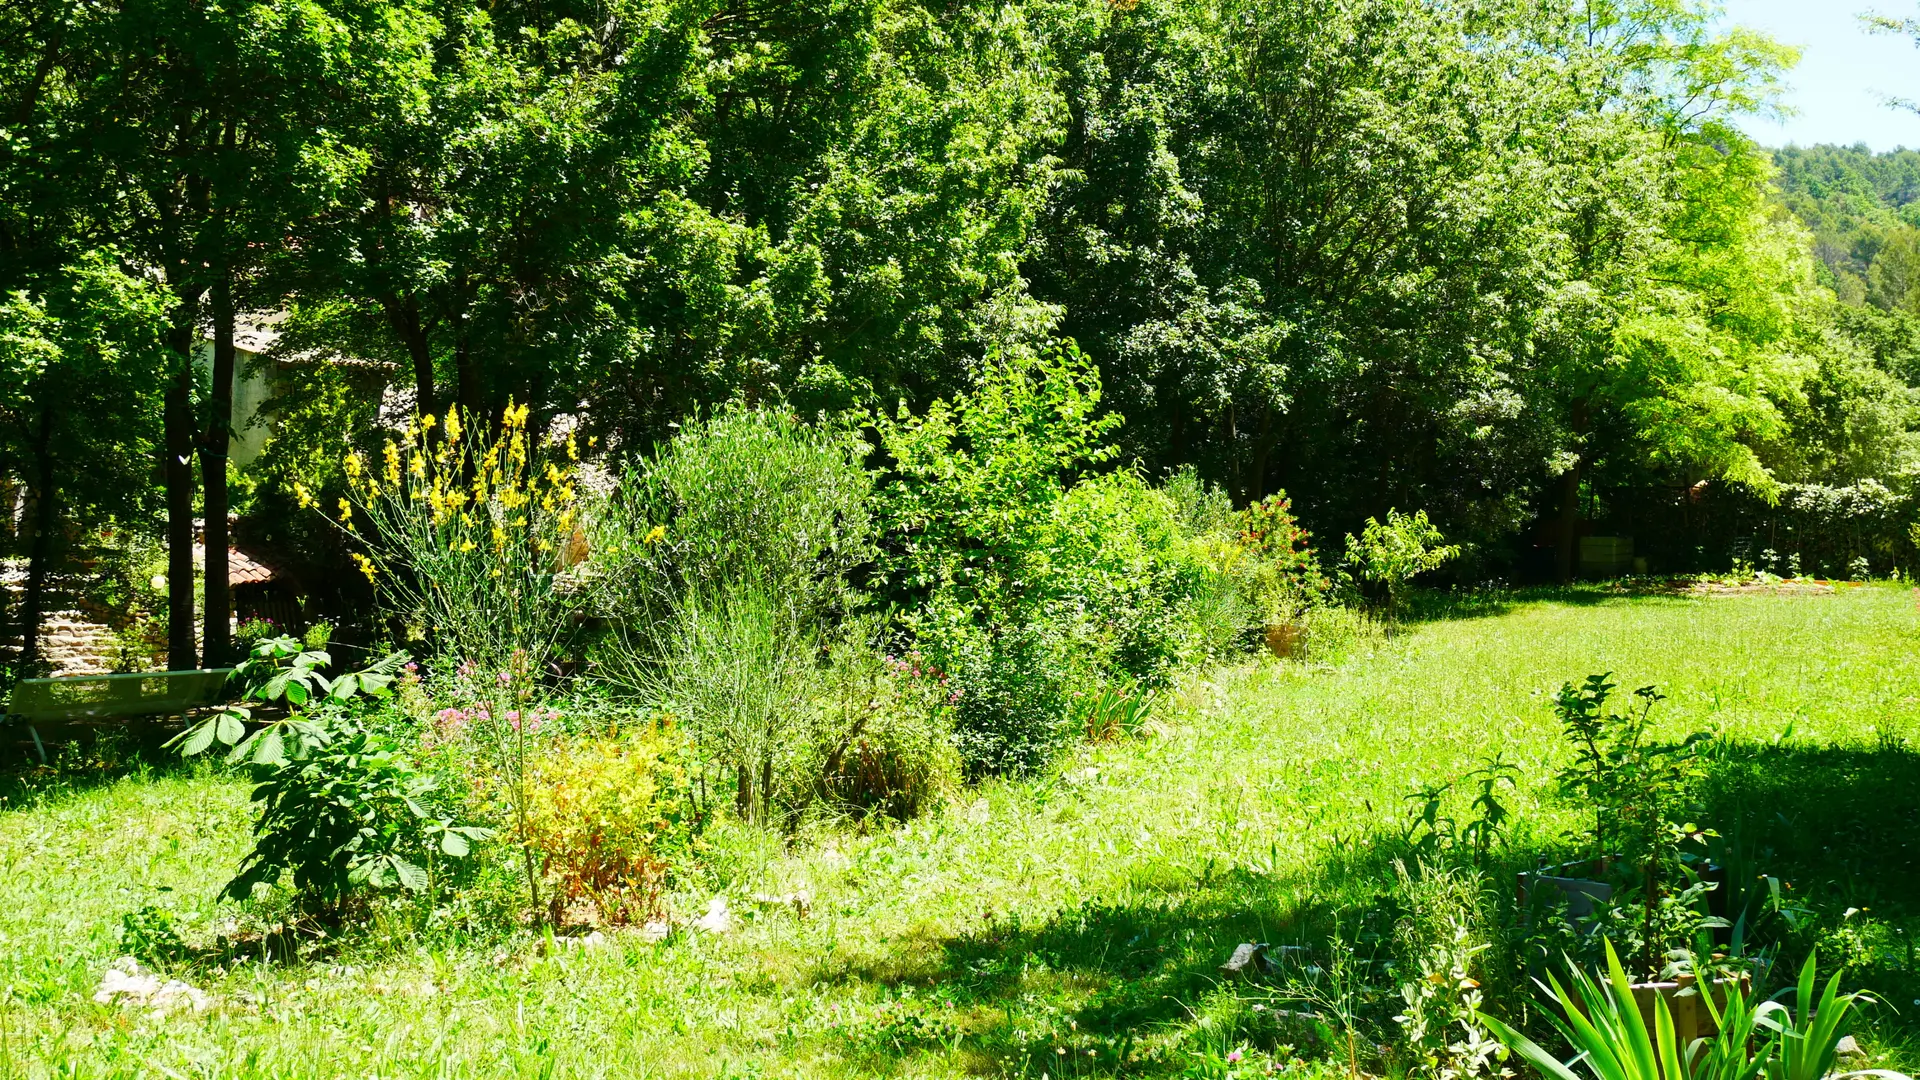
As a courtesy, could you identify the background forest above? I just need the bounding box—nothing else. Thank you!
[4,0,1920,671]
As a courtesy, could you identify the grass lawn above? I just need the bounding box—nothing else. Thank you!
[5,585,1918,1078]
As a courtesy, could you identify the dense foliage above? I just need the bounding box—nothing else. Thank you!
[9,0,1920,655]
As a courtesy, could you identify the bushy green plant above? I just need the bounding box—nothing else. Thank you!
[522,720,697,925]
[787,629,959,822]
[120,904,188,967]
[1344,509,1460,615]
[875,346,1222,773]
[592,403,875,639]
[169,634,407,766]
[1553,674,1717,976]
[224,716,492,911]
[636,586,815,826]
[1050,471,1216,689]
[591,405,883,826]
[1235,490,1328,633]
[1479,943,1895,1080]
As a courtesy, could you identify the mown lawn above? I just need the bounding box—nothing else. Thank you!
[5,585,1918,1078]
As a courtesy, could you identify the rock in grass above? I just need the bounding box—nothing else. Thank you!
[693,896,731,934]
[1835,1035,1866,1061]
[1218,942,1274,979]
[92,958,210,1013]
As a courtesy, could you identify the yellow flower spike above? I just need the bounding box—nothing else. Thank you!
[337,497,354,525]
[421,413,436,432]
[645,525,666,545]
[293,482,316,510]
[343,451,364,480]
[350,551,377,583]
[567,431,579,462]
[444,407,462,446]
[459,539,476,552]
[383,441,402,486]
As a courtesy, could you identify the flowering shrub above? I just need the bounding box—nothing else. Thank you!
[522,722,698,925]
[1235,490,1327,631]
[313,401,583,678]
[313,404,583,915]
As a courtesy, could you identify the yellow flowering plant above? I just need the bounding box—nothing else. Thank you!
[317,402,585,914]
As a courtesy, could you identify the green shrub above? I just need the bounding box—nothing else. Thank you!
[1343,508,1459,614]
[873,349,1259,772]
[593,403,874,639]
[632,586,814,826]
[1051,471,1213,689]
[523,721,698,925]
[785,626,959,822]
[223,716,492,912]
[915,594,1082,775]
[873,346,1106,774]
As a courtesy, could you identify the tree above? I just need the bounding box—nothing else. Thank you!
[39,0,437,665]
[0,254,168,671]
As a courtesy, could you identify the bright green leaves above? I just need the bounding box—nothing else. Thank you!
[876,342,1121,596]
[1480,942,1867,1080]
[223,723,494,908]
[166,635,408,768]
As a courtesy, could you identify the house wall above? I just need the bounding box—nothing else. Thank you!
[192,342,276,467]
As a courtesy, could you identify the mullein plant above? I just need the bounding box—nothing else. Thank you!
[305,402,584,917]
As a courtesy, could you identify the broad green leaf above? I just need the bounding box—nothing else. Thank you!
[253,726,287,767]
[178,718,217,757]
[393,858,428,892]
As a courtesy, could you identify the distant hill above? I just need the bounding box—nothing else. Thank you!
[1769,144,1920,308]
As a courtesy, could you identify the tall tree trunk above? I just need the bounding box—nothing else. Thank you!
[454,317,481,426]
[164,312,199,670]
[19,400,58,672]
[385,297,434,421]
[200,269,235,667]
[1554,398,1590,584]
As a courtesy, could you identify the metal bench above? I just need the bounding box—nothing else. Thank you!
[6,669,233,761]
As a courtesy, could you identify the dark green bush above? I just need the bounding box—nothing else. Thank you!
[876,347,1228,774]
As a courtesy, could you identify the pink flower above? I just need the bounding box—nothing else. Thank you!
[1227,1050,1243,1064]
[457,659,478,678]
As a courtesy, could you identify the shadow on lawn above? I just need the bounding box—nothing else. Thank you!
[806,734,1920,1076]
[0,720,191,811]
[1699,737,1920,915]
[1394,583,1700,625]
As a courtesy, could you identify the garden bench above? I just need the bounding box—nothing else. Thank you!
[6,669,233,761]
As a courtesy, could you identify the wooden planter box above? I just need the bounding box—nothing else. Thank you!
[1518,859,1728,930]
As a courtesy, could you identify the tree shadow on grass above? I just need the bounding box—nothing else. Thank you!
[1394,583,1702,626]
[0,718,194,811]
[802,833,1421,1076]
[799,735,1920,1076]
[1698,737,1920,915]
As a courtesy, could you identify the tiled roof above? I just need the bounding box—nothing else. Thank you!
[189,545,280,586]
